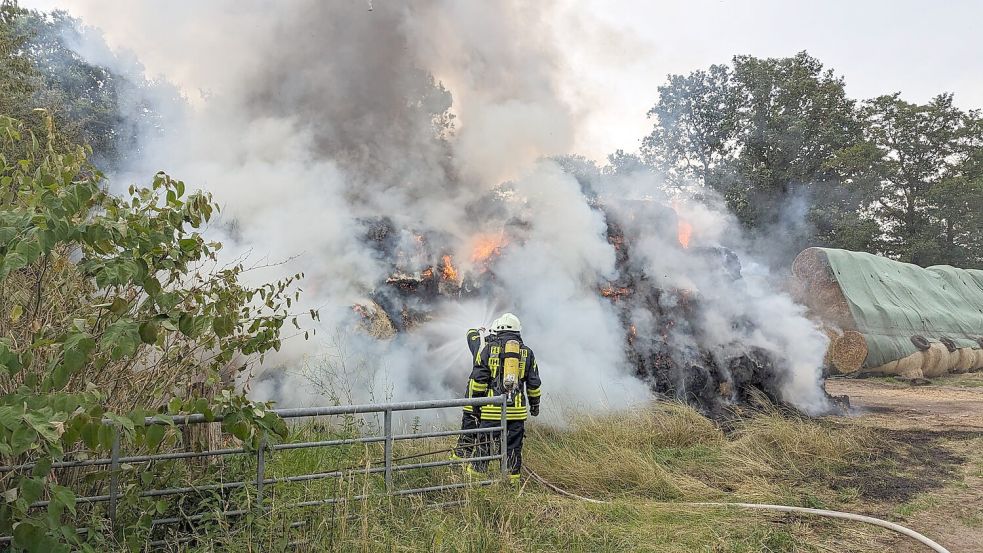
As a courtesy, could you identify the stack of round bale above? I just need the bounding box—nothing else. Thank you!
[791,247,983,379]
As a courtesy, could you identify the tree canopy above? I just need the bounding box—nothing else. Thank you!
[642,51,983,268]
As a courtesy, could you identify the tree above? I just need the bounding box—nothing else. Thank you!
[551,154,602,198]
[641,63,738,189]
[0,115,311,550]
[729,52,867,233]
[0,2,156,169]
[863,94,983,266]
[642,52,880,256]
[0,2,41,140]
[604,149,651,177]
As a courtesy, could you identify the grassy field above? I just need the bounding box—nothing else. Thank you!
[141,395,982,552]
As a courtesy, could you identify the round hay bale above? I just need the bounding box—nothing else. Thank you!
[791,248,826,282]
[973,349,983,371]
[810,281,856,329]
[920,342,949,378]
[821,326,841,368]
[943,350,962,374]
[812,281,842,305]
[824,304,856,330]
[829,331,867,373]
[866,358,901,376]
[895,352,925,379]
[955,348,976,373]
[788,276,807,303]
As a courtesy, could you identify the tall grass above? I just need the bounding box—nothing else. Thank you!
[526,402,871,504]
[145,402,880,552]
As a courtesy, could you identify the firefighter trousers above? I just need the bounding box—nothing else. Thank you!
[453,410,481,458]
[472,419,525,475]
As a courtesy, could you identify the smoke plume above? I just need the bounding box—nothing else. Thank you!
[47,0,831,421]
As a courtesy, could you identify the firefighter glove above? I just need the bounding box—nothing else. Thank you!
[530,404,539,417]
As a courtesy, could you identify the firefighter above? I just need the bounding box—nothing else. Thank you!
[468,313,541,485]
[451,325,490,460]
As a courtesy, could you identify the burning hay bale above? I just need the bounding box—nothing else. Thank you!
[353,301,397,339]
[791,247,983,379]
[595,204,836,416]
[348,194,841,417]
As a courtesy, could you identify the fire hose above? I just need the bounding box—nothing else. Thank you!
[522,467,951,553]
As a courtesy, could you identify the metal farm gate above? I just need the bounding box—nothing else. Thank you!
[0,395,509,547]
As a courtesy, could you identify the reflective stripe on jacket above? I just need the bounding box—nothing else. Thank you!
[462,328,485,413]
[469,330,542,421]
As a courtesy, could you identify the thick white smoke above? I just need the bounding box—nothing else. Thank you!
[48,0,829,419]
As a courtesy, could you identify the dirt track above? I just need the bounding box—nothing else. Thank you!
[825,375,983,552]
[827,375,983,431]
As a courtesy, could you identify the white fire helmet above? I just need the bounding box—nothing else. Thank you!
[492,312,522,333]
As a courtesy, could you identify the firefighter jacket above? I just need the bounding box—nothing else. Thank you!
[469,330,542,421]
[462,328,485,414]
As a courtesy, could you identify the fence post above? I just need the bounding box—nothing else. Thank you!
[108,425,120,532]
[383,409,393,492]
[499,395,508,482]
[255,433,266,510]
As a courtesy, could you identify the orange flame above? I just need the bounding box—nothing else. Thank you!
[600,285,632,299]
[441,255,459,282]
[671,200,693,249]
[471,233,507,263]
[677,219,692,249]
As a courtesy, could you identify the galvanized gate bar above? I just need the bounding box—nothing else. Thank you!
[0,446,249,473]
[383,409,393,491]
[3,394,514,547]
[0,397,508,474]
[392,426,500,441]
[271,435,386,451]
[1,428,497,474]
[255,434,266,509]
[108,426,120,532]
[115,395,507,427]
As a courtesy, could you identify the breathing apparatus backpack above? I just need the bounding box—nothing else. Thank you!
[501,339,522,401]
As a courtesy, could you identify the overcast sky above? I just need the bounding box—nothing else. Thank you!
[23,0,983,160]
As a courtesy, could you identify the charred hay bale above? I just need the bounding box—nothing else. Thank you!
[368,305,397,339]
[354,301,397,339]
[829,330,867,373]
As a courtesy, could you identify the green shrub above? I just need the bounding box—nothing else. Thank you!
[0,115,312,551]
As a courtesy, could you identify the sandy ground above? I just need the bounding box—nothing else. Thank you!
[827,375,983,431]
[826,375,983,552]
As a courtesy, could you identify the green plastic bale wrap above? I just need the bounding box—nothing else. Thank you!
[793,247,983,370]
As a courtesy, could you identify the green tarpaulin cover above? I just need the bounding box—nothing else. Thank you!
[819,248,983,368]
